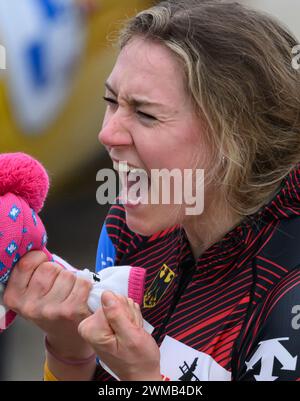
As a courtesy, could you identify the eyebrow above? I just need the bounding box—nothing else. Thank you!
[105,81,168,110]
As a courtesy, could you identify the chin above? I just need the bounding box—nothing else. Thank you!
[125,211,166,237]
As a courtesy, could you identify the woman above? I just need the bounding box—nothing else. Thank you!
[4,0,300,381]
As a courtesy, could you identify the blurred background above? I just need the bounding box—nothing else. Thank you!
[0,0,154,380]
[0,0,299,380]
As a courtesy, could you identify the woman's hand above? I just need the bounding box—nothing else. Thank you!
[3,251,94,360]
[78,291,162,381]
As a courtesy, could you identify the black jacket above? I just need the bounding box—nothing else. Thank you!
[96,163,300,381]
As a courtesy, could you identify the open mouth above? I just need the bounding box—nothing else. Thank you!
[113,161,150,205]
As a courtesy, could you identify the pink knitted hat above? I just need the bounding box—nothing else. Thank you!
[0,153,146,332]
[0,153,51,331]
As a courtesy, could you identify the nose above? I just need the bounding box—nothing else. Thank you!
[98,110,133,147]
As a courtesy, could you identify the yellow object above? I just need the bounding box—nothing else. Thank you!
[44,361,59,381]
[0,0,153,188]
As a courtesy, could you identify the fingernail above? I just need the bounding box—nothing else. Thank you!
[102,291,116,307]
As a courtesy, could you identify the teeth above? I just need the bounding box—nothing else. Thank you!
[129,168,147,175]
[113,161,147,175]
[113,161,130,173]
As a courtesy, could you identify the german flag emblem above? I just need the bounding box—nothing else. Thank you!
[143,264,176,308]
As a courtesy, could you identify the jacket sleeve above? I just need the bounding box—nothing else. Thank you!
[95,223,116,272]
[236,268,300,381]
[95,204,128,273]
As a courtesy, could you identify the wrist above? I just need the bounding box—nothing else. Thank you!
[45,336,96,365]
[45,334,95,360]
[46,353,97,381]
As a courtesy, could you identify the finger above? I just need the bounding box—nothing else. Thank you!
[101,291,141,342]
[115,295,137,324]
[133,302,144,328]
[6,251,49,293]
[127,298,140,326]
[25,262,63,298]
[3,251,49,310]
[63,276,93,320]
[78,305,114,346]
[41,268,76,302]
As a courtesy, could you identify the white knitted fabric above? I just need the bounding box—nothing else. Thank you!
[52,254,145,312]
[76,266,132,312]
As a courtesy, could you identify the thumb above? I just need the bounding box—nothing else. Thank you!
[101,291,139,341]
[78,302,113,344]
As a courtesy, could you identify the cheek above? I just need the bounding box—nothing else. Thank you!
[131,131,163,167]
[142,142,199,171]
[181,128,210,170]
[138,144,169,170]
[133,124,204,170]
[134,132,178,169]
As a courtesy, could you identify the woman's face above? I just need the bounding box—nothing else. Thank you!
[99,37,208,235]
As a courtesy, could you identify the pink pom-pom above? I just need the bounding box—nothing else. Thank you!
[0,153,49,212]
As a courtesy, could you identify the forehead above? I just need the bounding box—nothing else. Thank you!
[108,38,187,103]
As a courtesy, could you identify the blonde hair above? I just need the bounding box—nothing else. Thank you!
[119,0,300,217]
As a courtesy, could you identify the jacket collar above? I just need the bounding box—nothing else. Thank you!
[179,163,300,268]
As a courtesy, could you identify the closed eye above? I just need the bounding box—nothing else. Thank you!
[137,111,157,121]
[103,96,157,123]
[103,96,118,106]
